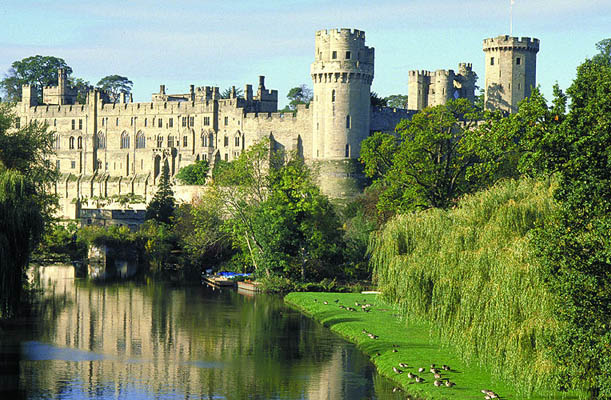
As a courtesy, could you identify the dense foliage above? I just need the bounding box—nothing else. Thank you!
[176,160,209,185]
[0,105,56,318]
[96,75,133,104]
[529,41,611,398]
[360,99,488,213]
[371,178,558,394]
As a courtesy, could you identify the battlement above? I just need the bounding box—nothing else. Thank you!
[315,28,365,42]
[434,69,455,77]
[458,63,473,71]
[483,35,540,52]
[408,70,433,78]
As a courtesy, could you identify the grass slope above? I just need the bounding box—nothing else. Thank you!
[285,292,584,400]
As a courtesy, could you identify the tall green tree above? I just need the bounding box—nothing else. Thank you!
[0,105,55,318]
[96,75,133,103]
[370,92,387,107]
[360,99,484,213]
[286,85,312,110]
[384,94,408,109]
[220,86,244,99]
[532,39,611,398]
[145,161,175,224]
[0,55,72,102]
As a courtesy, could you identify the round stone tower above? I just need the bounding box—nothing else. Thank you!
[483,35,539,114]
[310,28,374,198]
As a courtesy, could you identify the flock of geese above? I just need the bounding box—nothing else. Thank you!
[314,297,502,399]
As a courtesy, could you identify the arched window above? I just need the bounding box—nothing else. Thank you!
[121,131,130,149]
[69,136,75,150]
[96,131,106,149]
[201,133,207,147]
[77,136,82,149]
[136,131,145,149]
[157,135,163,148]
[53,135,60,150]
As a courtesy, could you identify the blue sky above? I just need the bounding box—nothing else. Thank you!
[1,0,609,107]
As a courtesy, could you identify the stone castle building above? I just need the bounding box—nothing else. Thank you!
[407,63,477,110]
[12,29,538,221]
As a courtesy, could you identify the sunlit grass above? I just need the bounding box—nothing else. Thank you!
[285,292,585,399]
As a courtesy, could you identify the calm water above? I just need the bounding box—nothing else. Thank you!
[0,266,405,399]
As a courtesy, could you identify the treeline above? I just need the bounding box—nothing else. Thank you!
[366,40,611,397]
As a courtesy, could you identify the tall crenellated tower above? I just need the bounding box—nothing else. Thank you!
[311,28,374,161]
[310,28,374,198]
[483,35,539,113]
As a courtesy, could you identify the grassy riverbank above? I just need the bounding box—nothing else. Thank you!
[285,292,585,400]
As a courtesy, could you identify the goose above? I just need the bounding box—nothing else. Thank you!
[442,364,450,371]
[407,372,415,379]
[392,367,403,374]
[392,348,398,353]
[434,373,442,379]
[323,301,328,305]
[418,367,425,373]
[430,368,439,374]
[415,376,423,383]
[434,380,442,387]
[399,362,408,368]
[445,381,455,388]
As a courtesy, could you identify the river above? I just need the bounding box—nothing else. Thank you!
[0,265,404,399]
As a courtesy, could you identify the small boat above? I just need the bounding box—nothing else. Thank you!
[237,280,261,292]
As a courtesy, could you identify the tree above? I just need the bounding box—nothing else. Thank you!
[532,40,611,398]
[0,55,72,102]
[220,86,244,99]
[96,75,133,104]
[175,160,209,185]
[0,105,55,319]
[69,77,92,104]
[360,99,484,213]
[384,94,408,109]
[286,85,312,110]
[145,161,175,224]
[370,92,387,107]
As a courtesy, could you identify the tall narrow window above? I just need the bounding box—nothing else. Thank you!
[183,136,187,147]
[345,51,351,60]
[235,136,240,146]
[332,90,336,102]
[204,116,210,126]
[101,118,105,127]
[516,57,521,65]
[136,132,145,149]
[53,135,60,150]
[157,136,163,148]
[189,116,194,126]
[96,132,106,149]
[332,51,337,59]
[53,119,56,127]
[169,118,173,128]
[224,136,229,147]
[56,160,60,170]
[79,119,83,130]
[168,136,174,148]
[201,134,206,147]
[490,57,495,66]
[158,118,163,128]
[69,136,75,149]
[121,132,130,149]
[346,115,351,129]
[182,117,187,127]
[71,119,75,130]
[144,118,147,127]
[224,116,228,126]
[208,133,214,148]
[116,117,119,126]
[345,144,350,157]
[77,137,82,149]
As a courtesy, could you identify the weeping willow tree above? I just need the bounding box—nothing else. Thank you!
[370,178,559,395]
[0,169,44,318]
[0,104,56,319]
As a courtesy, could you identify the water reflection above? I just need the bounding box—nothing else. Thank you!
[0,266,405,399]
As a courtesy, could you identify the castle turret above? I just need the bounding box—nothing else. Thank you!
[311,28,373,160]
[483,35,539,113]
[457,63,476,103]
[310,28,373,197]
[21,84,38,108]
[433,69,456,106]
[408,70,431,111]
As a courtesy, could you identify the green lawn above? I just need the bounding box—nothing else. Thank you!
[285,292,585,400]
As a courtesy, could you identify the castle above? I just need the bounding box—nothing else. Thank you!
[12,29,539,223]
